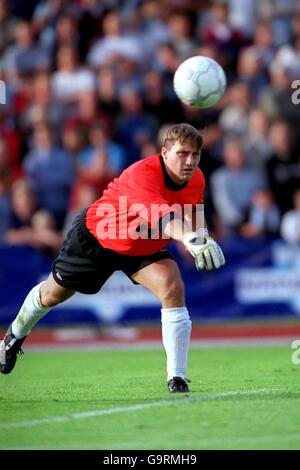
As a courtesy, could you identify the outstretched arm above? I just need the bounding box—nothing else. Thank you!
[163,208,225,271]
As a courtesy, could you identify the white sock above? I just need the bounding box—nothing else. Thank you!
[12,282,50,338]
[161,306,192,381]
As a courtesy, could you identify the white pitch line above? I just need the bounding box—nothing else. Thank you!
[0,387,293,430]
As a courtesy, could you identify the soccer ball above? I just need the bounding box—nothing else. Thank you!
[173,55,226,108]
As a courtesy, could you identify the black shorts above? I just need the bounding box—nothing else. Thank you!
[52,210,174,294]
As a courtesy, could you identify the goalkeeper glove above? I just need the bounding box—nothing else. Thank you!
[183,231,226,271]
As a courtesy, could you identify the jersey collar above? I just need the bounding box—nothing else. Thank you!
[159,155,189,191]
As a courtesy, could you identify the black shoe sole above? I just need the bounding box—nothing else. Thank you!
[169,387,190,393]
[0,356,17,374]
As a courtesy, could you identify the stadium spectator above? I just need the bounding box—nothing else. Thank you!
[257,0,296,46]
[21,71,67,135]
[134,0,171,58]
[50,14,81,61]
[0,0,17,57]
[139,140,160,159]
[52,44,95,103]
[154,43,181,96]
[227,0,257,39]
[240,189,281,238]
[166,11,196,60]
[78,121,125,175]
[96,65,120,115]
[31,0,66,45]
[280,189,300,244]
[70,148,114,214]
[219,81,252,137]
[5,179,37,240]
[243,107,272,183]
[250,20,275,70]
[23,122,75,228]
[143,71,183,125]
[259,60,300,137]
[116,87,159,166]
[2,20,51,81]
[5,179,62,254]
[266,120,299,214]
[66,89,114,145]
[114,56,144,98]
[211,137,265,235]
[61,121,85,160]
[30,209,62,255]
[74,0,105,61]
[63,182,98,236]
[236,47,269,99]
[197,123,223,233]
[87,10,143,68]
[200,0,247,69]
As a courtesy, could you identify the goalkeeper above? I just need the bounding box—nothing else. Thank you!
[0,123,225,392]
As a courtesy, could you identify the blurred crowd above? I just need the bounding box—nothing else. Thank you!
[1,0,300,257]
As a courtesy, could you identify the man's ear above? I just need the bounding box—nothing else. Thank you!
[161,147,167,159]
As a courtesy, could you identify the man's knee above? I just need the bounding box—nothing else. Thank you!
[40,277,74,308]
[159,275,185,304]
[40,287,62,308]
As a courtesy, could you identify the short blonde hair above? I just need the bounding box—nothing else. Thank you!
[163,123,203,152]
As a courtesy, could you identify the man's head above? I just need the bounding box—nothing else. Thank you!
[223,137,245,170]
[161,123,203,184]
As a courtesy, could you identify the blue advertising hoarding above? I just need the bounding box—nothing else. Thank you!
[0,238,299,326]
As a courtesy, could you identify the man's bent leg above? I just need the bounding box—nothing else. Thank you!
[12,273,75,338]
[131,259,191,392]
[0,274,75,374]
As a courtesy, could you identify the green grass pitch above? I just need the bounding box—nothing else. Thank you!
[0,345,300,450]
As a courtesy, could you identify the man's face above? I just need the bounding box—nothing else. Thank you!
[161,140,201,184]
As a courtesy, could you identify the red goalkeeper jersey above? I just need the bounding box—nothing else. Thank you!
[86,154,205,255]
